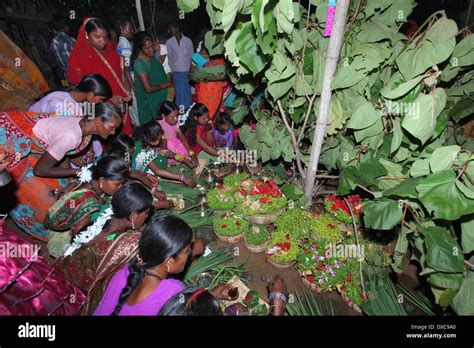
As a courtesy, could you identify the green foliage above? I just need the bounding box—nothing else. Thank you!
[309,213,342,244]
[207,187,236,210]
[193,0,474,314]
[266,230,299,263]
[213,211,249,236]
[274,208,312,240]
[245,224,270,245]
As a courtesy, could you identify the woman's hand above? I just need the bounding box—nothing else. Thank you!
[182,176,197,188]
[267,275,288,297]
[153,199,172,210]
[190,238,206,258]
[153,189,167,201]
[69,156,87,168]
[209,284,235,301]
[183,157,197,169]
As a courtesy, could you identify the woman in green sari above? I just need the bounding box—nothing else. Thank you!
[45,156,129,257]
[133,32,171,125]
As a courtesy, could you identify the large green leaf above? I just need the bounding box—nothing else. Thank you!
[356,20,394,43]
[449,94,474,123]
[204,30,224,55]
[428,145,460,173]
[381,74,425,100]
[177,0,200,13]
[401,88,447,145]
[274,0,294,34]
[452,34,474,67]
[452,269,474,315]
[338,153,388,194]
[215,0,245,32]
[362,199,403,230]
[256,122,274,146]
[346,98,379,130]
[332,56,368,90]
[354,118,383,143]
[396,17,457,80]
[383,177,423,199]
[422,225,465,273]
[327,96,347,136]
[416,170,474,220]
[390,118,403,154]
[428,272,464,289]
[460,216,474,254]
[252,0,278,55]
[235,22,268,76]
[409,158,430,177]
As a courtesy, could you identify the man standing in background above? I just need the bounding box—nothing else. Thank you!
[166,22,193,109]
[48,17,76,86]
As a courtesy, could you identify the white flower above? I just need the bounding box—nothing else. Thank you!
[63,207,114,257]
[76,164,93,184]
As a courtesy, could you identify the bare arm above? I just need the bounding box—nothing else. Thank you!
[196,136,220,157]
[148,162,196,187]
[34,152,79,178]
[137,73,170,94]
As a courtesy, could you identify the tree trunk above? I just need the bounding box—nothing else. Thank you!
[304,0,351,204]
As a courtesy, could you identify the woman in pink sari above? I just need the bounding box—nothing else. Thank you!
[157,101,197,167]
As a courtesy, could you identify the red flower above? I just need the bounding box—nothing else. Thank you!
[276,242,291,251]
[221,224,227,228]
[306,275,314,284]
[327,224,335,229]
[347,272,353,283]
[217,184,223,189]
[261,197,269,203]
[221,213,227,218]
[317,263,324,270]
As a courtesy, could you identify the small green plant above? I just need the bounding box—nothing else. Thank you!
[266,230,298,264]
[275,208,312,240]
[223,173,249,187]
[213,211,249,237]
[309,213,342,244]
[207,186,236,210]
[245,224,270,246]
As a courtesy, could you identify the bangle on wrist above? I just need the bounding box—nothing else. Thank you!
[268,291,287,303]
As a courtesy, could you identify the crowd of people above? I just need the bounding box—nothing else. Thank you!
[0,15,288,316]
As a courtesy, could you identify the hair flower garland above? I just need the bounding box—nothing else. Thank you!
[63,207,114,257]
[76,163,93,184]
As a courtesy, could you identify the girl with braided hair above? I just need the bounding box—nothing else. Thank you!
[94,215,221,315]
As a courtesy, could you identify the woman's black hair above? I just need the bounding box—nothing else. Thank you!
[102,148,128,164]
[111,182,153,219]
[158,101,178,119]
[92,156,130,181]
[73,73,112,99]
[180,103,209,146]
[133,120,162,148]
[85,18,106,35]
[108,134,135,153]
[158,285,222,316]
[215,111,232,135]
[131,31,154,66]
[94,103,122,124]
[111,215,193,315]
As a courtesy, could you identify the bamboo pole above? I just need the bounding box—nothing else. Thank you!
[135,0,145,31]
[304,0,351,204]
